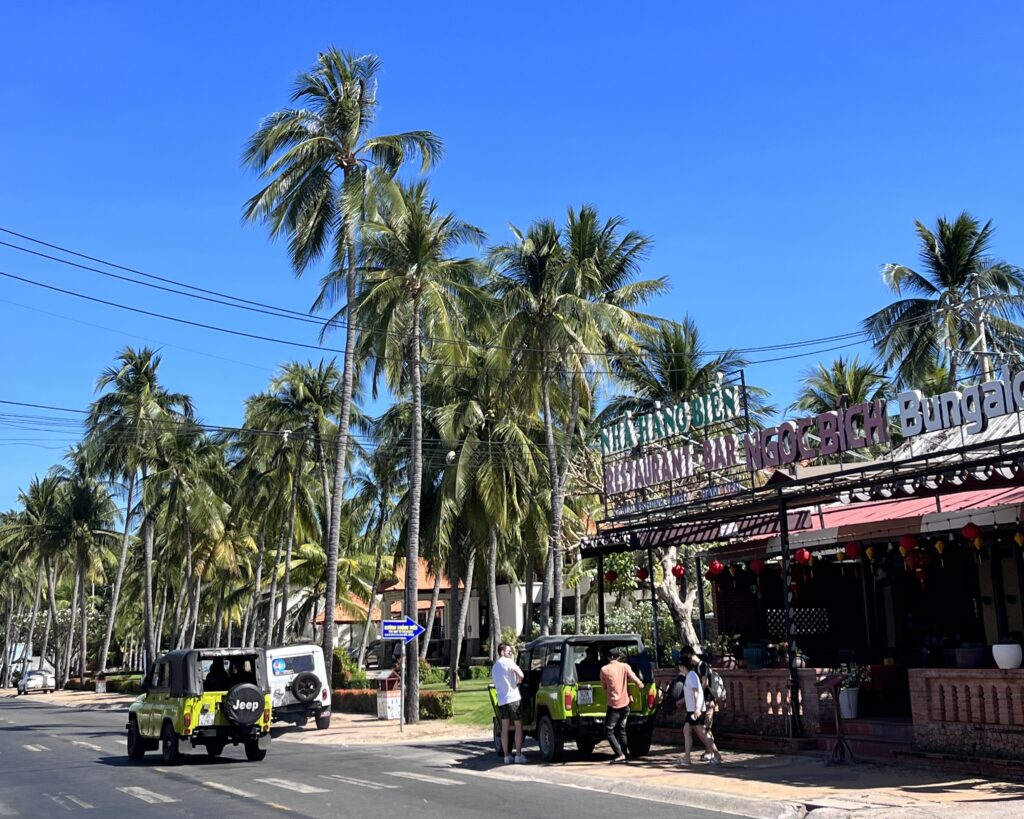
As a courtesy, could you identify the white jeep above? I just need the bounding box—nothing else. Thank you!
[264,644,331,730]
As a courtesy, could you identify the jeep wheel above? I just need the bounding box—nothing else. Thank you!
[627,727,652,758]
[315,713,331,731]
[291,671,320,703]
[537,714,564,763]
[127,719,145,760]
[223,683,264,726]
[575,737,596,757]
[160,722,180,765]
[244,738,267,762]
[205,741,225,758]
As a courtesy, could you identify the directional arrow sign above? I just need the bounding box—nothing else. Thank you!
[381,616,426,643]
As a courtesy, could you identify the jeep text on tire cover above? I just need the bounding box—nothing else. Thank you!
[232,699,261,711]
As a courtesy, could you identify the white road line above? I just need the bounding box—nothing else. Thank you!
[46,794,73,811]
[65,795,94,809]
[72,740,104,752]
[0,799,15,816]
[203,782,258,799]
[117,786,179,804]
[255,778,329,794]
[22,743,50,752]
[385,771,466,786]
[321,774,399,790]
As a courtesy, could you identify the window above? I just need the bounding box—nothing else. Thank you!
[151,662,169,690]
[269,655,315,676]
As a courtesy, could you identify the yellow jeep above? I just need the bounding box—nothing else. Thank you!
[126,648,272,764]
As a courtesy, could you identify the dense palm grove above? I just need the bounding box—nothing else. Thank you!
[2,48,1023,724]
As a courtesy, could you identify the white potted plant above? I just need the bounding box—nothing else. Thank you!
[993,634,1023,670]
[833,663,870,719]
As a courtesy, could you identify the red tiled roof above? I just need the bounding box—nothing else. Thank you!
[312,594,381,625]
[389,599,446,614]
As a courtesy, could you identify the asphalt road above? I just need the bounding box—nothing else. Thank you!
[0,698,743,818]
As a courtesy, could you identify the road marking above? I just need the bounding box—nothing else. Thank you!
[117,786,179,804]
[321,774,399,790]
[72,740,104,752]
[46,793,93,811]
[22,743,50,752]
[0,799,15,816]
[65,795,94,809]
[203,782,258,799]
[255,778,329,794]
[385,771,465,786]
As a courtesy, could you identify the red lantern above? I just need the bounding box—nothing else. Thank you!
[604,570,617,584]
[844,542,862,561]
[961,522,982,542]
[671,564,686,578]
[794,548,811,565]
[635,567,649,582]
[899,533,918,555]
[707,560,725,577]
[749,559,766,575]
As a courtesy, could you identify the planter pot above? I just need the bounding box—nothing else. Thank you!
[955,646,990,669]
[742,647,768,671]
[993,644,1023,669]
[838,687,859,719]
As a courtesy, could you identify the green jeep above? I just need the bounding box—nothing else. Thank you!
[489,634,659,762]
[126,648,272,764]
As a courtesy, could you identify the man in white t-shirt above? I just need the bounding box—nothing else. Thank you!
[491,642,526,764]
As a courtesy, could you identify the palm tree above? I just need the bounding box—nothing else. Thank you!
[863,212,1024,388]
[243,48,441,684]
[491,206,665,634]
[789,355,888,415]
[87,347,193,674]
[358,178,484,722]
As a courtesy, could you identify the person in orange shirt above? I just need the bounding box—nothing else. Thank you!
[599,647,642,763]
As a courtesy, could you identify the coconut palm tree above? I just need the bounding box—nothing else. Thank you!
[863,212,1024,388]
[491,206,665,634]
[789,355,888,415]
[87,347,193,674]
[358,178,485,722]
[243,48,441,683]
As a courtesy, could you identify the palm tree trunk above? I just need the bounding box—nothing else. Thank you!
[98,470,135,675]
[420,570,442,662]
[574,565,582,635]
[23,564,44,672]
[266,531,284,647]
[142,510,157,673]
[404,291,425,724]
[212,584,225,648]
[187,573,203,649]
[523,549,535,639]
[539,551,552,637]
[246,531,266,647]
[226,613,233,648]
[183,508,202,648]
[0,590,14,687]
[486,525,501,661]
[313,425,332,546]
[78,554,88,683]
[357,530,384,668]
[39,605,52,675]
[447,540,477,692]
[278,454,303,645]
[323,207,360,687]
[63,567,80,686]
[171,559,188,648]
[44,558,61,682]
[155,581,168,654]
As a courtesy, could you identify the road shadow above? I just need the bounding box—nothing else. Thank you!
[97,753,247,768]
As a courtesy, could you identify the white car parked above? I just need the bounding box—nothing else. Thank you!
[264,644,331,730]
[17,669,56,695]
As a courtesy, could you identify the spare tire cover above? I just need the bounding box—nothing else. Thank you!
[291,671,320,704]
[224,683,264,725]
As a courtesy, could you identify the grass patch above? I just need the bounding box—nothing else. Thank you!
[423,678,494,727]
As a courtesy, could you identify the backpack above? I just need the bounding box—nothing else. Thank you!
[662,675,686,714]
[706,668,727,703]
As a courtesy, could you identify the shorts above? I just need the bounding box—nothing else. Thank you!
[684,711,705,727]
[498,700,523,721]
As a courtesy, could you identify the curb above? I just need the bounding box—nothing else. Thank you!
[457,765,807,819]
[1,696,131,712]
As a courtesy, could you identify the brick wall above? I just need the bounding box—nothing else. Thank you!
[909,668,1024,760]
[654,667,827,739]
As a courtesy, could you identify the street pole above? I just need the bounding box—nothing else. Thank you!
[399,640,405,733]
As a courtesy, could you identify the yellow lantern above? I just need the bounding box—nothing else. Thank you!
[1016,532,1024,549]
[934,540,946,555]
[865,545,876,561]
[836,550,845,563]
[973,536,984,551]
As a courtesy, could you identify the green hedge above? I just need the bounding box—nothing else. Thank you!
[457,665,491,681]
[419,661,446,685]
[331,688,454,721]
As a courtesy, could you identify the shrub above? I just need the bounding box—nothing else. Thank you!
[456,665,491,681]
[419,660,446,685]
[331,689,376,714]
[419,690,454,720]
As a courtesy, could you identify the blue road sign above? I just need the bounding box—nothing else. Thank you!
[381,616,426,643]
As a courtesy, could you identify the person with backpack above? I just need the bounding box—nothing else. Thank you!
[672,651,722,767]
[682,645,726,760]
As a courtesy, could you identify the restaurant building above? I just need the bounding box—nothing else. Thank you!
[584,369,1024,762]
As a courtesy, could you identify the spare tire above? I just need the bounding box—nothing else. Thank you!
[291,671,320,704]
[223,683,264,725]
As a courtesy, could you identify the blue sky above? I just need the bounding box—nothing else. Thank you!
[2,1,1023,507]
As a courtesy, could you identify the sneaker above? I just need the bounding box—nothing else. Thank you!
[706,756,723,765]
[504,754,514,764]
[515,754,527,764]
[675,757,692,768]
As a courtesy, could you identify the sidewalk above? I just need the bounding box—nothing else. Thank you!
[459,744,1024,819]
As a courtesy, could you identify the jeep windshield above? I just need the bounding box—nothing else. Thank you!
[197,651,261,693]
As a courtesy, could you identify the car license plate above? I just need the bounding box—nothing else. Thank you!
[577,687,593,706]
[198,711,215,727]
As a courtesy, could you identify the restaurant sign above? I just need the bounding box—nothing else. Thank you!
[898,364,1024,438]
